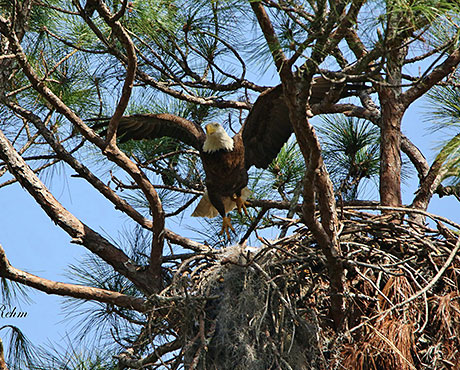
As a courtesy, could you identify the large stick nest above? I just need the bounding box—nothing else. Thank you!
[142,207,460,370]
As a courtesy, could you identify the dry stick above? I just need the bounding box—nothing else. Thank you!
[348,234,460,334]
[0,128,154,293]
[252,261,300,322]
[5,102,207,253]
[355,268,395,308]
[0,244,147,312]
[343,205,460,231]
[239,206,268,245]
[0,16,167,282]
[0,54,15,60]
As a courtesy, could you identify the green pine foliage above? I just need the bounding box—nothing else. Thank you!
[426,78,460,185]
[428,84,460,130]
[30,341,117,370]
[318,116,380,200]
[0,325,37,370]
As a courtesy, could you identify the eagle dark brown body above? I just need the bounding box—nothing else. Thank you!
[201,133,248,218]
[103,76,363,237]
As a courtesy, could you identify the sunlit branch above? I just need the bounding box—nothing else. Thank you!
[402,46,460,107]
[0,244,147,312]
[250,1,288,72]
[93,0,137,146]
[0,127,155,293]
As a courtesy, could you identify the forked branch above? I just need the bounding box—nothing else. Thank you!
[0,128,155,294]
[0,16,165,286]
[92,0,137,146]
[250,2,344,328]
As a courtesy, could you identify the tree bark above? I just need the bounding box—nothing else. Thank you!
[0,244,147,312]
[0,129,156,294]
[0,339,7,370]
[379,92,404,206]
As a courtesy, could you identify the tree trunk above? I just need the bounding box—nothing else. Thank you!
[0,339,8,370]
[377,7,410,207]
[379,92,403,207]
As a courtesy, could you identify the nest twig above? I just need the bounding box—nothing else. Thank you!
[118,207,460,370]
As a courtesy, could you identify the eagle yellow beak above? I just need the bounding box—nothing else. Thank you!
[205,123,217,135]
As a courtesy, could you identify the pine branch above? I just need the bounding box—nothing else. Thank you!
[250,1,288,72]
[0,16,166,287]
[93,0,137,146]
[0,244,147,312]
[402,46,460,107]
[0,127,154,294]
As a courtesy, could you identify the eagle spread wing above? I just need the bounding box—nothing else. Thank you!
[101,77,358,168]
[241,84,291,169]
[242,76,357,170]
[112,113,206,150]
[95,77,361,236]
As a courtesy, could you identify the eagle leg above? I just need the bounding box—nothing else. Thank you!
[232,195,249,217]
[206,191,235,239]
[220,216,235,239]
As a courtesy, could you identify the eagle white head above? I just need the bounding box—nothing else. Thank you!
[202,122,234,152]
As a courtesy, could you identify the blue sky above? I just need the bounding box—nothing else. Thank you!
[1,94,459,350]
[0,39,459,356]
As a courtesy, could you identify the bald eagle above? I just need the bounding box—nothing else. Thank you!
[103,78,360,237]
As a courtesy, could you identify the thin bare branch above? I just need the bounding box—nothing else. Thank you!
[93,0,137,146]
[0,244,147,312]
[0,127,154,293]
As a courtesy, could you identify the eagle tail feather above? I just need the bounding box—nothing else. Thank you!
[191,187,251,218]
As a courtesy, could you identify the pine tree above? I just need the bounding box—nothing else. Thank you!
[0,1,460,369]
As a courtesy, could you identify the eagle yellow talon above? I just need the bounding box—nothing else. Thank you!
[232,195,249,217]
[220,216,235,239]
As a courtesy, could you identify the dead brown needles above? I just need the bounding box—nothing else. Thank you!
[140,206,460,369]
